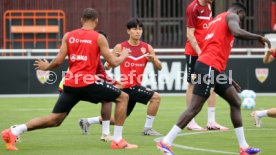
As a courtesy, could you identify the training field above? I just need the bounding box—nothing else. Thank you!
[0,96,275,155]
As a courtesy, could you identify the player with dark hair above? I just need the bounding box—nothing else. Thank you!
[58,30,117,142]
[157,3,270,155]
[185,0,228,131]
[251,48,276,127]
[1,8,138,150]
[79,18,163,137]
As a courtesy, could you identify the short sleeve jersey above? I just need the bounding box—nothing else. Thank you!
[185,0,212,56]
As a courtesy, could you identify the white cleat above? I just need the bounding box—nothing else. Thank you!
[187,122,206,131]
[251,111,262,127]
[206,122,229,131]
[100,134,113,142]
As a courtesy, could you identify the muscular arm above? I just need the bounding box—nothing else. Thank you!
[34,33,68,70]
[147,45,162,70]
[227,13,271,48]
[98,34,128,67]
[187,27,202,54]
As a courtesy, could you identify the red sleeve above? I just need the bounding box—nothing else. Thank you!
[96,59,116,84]
[186,5,197,28]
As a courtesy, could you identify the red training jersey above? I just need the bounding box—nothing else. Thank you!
[120,41,149,88]
[185,0,212,56]
[198,12,235,73]
[64,29,100,87]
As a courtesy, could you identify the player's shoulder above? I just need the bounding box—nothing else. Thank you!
[186,0,198,13]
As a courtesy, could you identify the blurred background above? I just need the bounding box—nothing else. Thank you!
[0,0,275,95]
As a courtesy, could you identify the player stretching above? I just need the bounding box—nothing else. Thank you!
[79,18,163,136]
[157,3,270,155]
[185,0,228,131]
[58,31,116,142]
[1,8,138,150]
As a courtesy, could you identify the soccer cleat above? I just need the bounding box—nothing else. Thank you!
[100,134,113,142]
[187,122,206,131]
[156,141,174,155]
[251,111,262,128]
[1,129,18,151]
[206,122,229,131]
[111,139,138,149]
[79,118,90,135]
[143,128,162,136]
[240,147,261,155]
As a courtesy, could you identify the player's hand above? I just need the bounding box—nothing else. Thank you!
[268,48,276,55]
[114,81,123,89]
[104,62,111,70]
[259,37,271,49]
[145,54,155,62]
[34,59,49,71]
[120,47,130,59]
[232,79,242,93]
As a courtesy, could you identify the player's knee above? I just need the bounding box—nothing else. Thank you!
[48,114,65,127]
[118,92,129,104]
[152,92,161,102]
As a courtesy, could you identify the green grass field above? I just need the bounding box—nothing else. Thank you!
[0,96,275,155]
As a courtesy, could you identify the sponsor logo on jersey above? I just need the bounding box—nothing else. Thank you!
[70,54,87,62]
[68,37,92,44]
[255,68,269,83]
[141,47,146,54]
[124,61,145,67]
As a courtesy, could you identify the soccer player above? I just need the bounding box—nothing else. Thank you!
[251,48,276,127]
[185,0,228,131]
[58,31,116,142]
[1,8,138,150]
[79,18,163,136]
[157,3,271,155]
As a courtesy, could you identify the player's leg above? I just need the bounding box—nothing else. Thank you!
[185,55,204,130]
[2,89,80,150]
[88,82,137,149]
[215,75,260,155]
[157,62,213,154]
[251,108,276,127]
[206,89,229,131]
[79,101,112,136]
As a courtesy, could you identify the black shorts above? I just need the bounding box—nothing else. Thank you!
[52,81,121,113]
[122,85,154,116]
[186,55,198,83]
[192,61,232,98]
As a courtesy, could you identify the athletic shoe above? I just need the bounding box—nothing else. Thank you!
[143,128,162,136]
[187,122,206,131]
[111,139,138,149]
[251,111,262,127]
[206,122,229,131]
[100,134,113,142]
[79,118,90,135]
[1,129,18,151]
[156,141,174,155]
[240,147,261,155]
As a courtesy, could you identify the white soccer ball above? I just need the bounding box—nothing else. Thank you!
[241,98,256,110]
[240,90,256,100]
